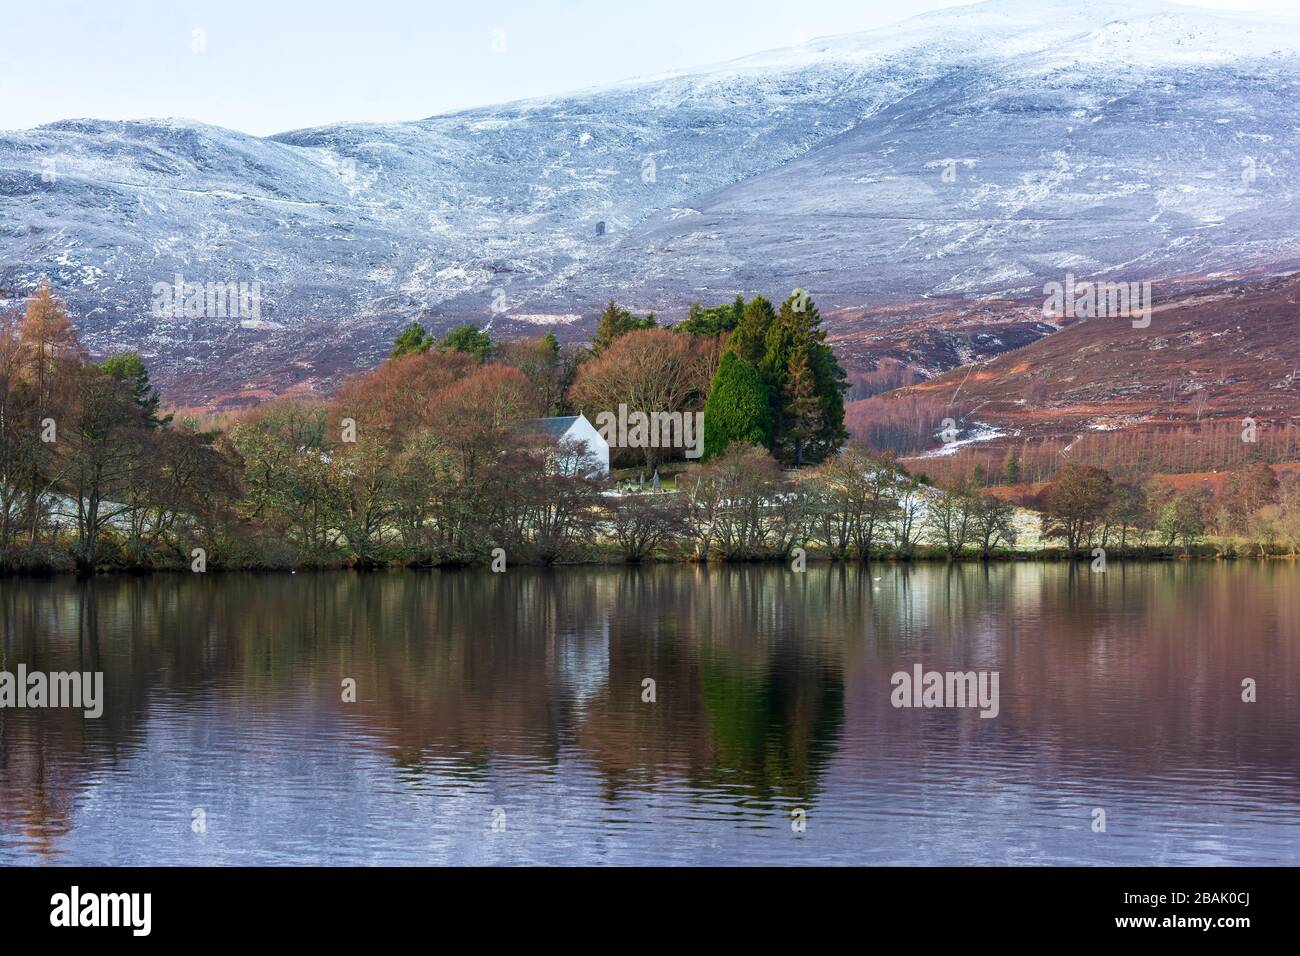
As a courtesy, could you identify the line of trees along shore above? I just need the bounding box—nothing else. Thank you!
[2,283,1298,573]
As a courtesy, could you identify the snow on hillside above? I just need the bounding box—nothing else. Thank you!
[2,0,1299,400]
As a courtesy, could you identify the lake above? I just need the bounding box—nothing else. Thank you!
[1,562,1297,865]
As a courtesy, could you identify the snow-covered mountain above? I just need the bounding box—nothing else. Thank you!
[3,0,1299,400]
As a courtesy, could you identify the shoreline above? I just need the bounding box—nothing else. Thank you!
[1,543,1290,578]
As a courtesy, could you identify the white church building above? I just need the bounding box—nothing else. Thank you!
[525,414,610,476]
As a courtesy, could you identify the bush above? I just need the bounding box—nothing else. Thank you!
[0,543,77,574]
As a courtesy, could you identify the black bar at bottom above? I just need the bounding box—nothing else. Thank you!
[0,865,1280,941]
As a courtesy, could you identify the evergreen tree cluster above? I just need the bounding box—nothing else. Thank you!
[701,291,846,465]
[390,321,494,362]
[436,324,493,362]
[674,296,745,339]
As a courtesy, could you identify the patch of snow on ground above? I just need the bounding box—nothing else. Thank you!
[507,313,582,325]
[912,422,1006,459]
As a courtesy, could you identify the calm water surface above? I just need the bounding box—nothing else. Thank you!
[1,563,1297,865]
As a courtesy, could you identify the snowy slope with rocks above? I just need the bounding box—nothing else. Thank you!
[2,0,1299,401]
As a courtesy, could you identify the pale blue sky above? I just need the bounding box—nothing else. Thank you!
[1,0,1295,135]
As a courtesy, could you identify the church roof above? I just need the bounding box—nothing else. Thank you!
[525,415,581,438]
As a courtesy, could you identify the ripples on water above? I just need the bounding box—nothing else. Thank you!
[0,562,1297,865]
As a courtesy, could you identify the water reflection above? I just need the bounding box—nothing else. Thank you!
[0,563,1297,864]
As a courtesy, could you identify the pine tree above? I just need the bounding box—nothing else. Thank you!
[437,325,493,361]
[592,300,655,354]
[781,346,822,466]
[390,321,432,358]
[702,352,771,459]
[99,352,170,427]
[1002,452,1021,485]
[729,295,776,365]
[675,296,744,338]
[759,292,846,464]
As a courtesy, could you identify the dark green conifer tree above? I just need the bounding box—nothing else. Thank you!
[390,321,432,358]
[702,351,771,459]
